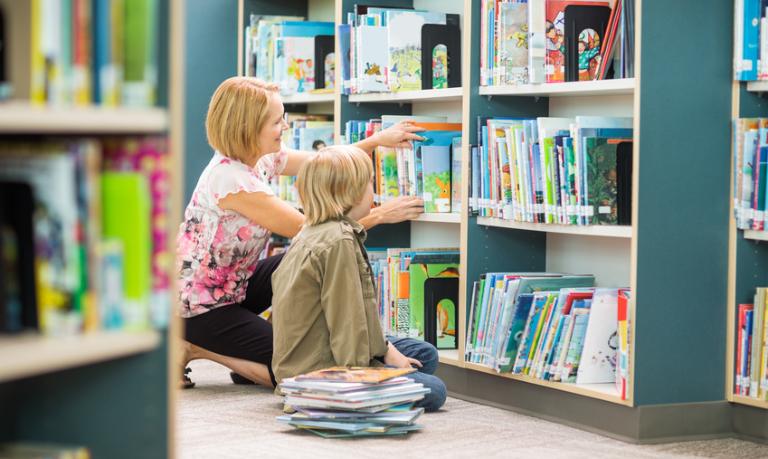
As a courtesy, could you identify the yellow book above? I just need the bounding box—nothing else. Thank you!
[30,0,46,104]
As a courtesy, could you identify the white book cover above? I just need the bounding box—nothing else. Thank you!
[356,25,390,93]
[575,288,619,384]
[276,36,316,95]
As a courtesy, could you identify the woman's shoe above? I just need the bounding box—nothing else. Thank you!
[181,367,195,389]
[230,372,255,385]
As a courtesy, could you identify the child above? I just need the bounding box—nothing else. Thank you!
[271,146,447,412]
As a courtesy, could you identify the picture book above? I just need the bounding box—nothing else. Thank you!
[498,1,530,85]
[275,36,316,94]
[385,10,446,92]
[408,251,460,349]
[355,25,389,93]
[295,367,415,384]
[575,288,619,384]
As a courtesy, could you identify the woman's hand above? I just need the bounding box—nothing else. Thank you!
[354,121,426,153]
[358,196,424,229]
[383,342,423,369]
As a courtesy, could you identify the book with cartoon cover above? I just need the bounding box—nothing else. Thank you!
[295,367,415,384]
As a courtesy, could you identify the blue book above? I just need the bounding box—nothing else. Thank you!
[279,21,334,37]
[497,293,534,373]
[338,24,352,93]
[512,293,547,373]
[471,146,481,213]
[562,308,591,383]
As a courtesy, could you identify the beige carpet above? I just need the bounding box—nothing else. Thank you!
[177,360,768,459]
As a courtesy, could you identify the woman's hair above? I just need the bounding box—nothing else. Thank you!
[297,145,373,226]
[205,76,279,163]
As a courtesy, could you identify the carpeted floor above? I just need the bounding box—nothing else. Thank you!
[177,360,768,458]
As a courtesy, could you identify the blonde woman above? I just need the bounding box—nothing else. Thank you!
[178,77,424,388]
[271,145,446,412]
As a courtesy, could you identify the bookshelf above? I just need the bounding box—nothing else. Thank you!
[0,0,184,456]
[0,103,169,134]
[725,77,768,439]
[186,0,742,445]
[0,331,162,383]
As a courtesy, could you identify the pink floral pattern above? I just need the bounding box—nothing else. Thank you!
[178,149,286,318]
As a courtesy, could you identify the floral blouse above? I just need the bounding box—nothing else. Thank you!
[177,149,286,318]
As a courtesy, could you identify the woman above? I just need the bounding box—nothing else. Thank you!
[178,76,424,388]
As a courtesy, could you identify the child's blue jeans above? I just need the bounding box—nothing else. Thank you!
[387,336,447,412]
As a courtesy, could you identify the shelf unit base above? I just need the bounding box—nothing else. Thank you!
[436,364,735,444]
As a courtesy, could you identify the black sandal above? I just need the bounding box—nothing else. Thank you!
[230,372,255,385]
[182,367,195,389]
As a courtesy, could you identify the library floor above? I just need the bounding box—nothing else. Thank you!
[178,361,768,458]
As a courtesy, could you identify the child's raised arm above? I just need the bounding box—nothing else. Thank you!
[319,237,389,367]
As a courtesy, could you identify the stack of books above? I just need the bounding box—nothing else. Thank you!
[277,367,428,438]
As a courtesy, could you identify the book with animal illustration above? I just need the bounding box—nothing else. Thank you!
[411,127,461,213]
[355,25,389,93]
[385,10,446,92]
[407,251,460,349]
[275,36,316,94]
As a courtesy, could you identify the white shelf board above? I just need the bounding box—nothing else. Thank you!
[478,217,632,238]
[479,78,635,97]
[0,330,161,382]
[348,87,463,104]
[412,213,461,224]
[438,349,461,367]
[745,230,768,241]
[0,102,169,133]
[280,92,335,104]
[464,361,629,406]
[746,81,768,92]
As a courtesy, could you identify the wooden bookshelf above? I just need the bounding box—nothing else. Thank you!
[280,92,335,105]
[463,361,629,406]
[478,78,636,98]
[477,217,632,238]
[730,394,768,409]
[413,213,461,224]
[348,87,463,104]
[744,230,768,242]
[0,102,169,134]
[0,331,161,383]
[438,349,462,367]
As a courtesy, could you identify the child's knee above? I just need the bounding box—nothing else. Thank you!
[424,377,447,412]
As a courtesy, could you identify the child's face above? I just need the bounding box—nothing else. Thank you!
[258,94,289,155]
[347,179,374,222]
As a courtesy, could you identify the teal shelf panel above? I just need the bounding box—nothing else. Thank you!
[633,0,732,405]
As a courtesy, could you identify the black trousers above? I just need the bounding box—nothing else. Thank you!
[184,253,284,386]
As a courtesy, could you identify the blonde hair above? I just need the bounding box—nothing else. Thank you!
[205,76,279,163]
[297,146,373,226]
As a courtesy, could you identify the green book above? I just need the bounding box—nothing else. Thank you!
[585,137,620,225]
[408,252,459,349]
[101,172,151,330]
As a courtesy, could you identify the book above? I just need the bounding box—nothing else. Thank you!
[295,367,415,384]
[386,10,446,92]
[408,251,460,349]
[576,288,619,384]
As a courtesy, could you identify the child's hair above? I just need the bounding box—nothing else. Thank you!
[296,146,373,226]
[205,76,279,163]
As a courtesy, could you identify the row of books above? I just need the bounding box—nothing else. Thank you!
[0,137,169,336]
[266,113,335,204]
[368,248,459,350]
[29,0,159,107]
[345,115,462,213]
[243,15,335,95]
[471,115,633,226]
[480,0,635,86]
[736,287,768,399]
[733,118,768,231]
[734,0,768,81]
[277,367,426,438]
[465,272,631,400]
[339,5,461,95]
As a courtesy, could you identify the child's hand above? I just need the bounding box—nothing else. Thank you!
[371,196,424,224]
[384,342,423,369]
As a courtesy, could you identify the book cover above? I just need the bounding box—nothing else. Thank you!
[276,36,316,94]
[563,4,611,82]
[386,10,446,92]
[562,306,591,382]
[575,288,619,384]
[408,252,460,349]
[498,1,530,85]
[355,25,389,93]
[295,367,416,384]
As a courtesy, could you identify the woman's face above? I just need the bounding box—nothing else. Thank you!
[259,94,288,154]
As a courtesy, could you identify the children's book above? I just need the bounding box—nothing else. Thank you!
[385,10,446,92]
[355,25,389,93]
[408,251,459,349]
[575,288,619,384]
[295,367,416,384]
[498,1,530,85]
[561,305,591,382]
